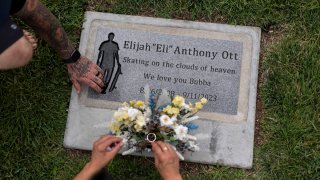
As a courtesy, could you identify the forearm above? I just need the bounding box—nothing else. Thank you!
[74,162,99,180]
[163,174,183,180]
[14,0,74,59]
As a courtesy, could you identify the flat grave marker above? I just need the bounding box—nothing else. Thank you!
[64,12,261,168]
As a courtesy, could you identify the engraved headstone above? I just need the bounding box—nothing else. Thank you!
[64,12,261,168]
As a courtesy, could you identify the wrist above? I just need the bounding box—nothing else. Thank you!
[86,161,102,174]
[62,49,81,64]
[74,162,100,180]
[162,173,182,180]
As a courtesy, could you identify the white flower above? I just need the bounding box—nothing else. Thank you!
[128,107,140,119]
[174,125,188,140]
[146,108,152,115]
[143,108,152,122]
[136,115,146,127]
[134,115,146,132]
[170,115,177,122]
[119,106,129,112]
[160,114,175,127]
[188,141,200,151]
[122,147,136,155]
[186,134,197,141]
[181,102,190,109]
[120,131,130,141]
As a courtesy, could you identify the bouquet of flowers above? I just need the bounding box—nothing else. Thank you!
[109,86,207,160]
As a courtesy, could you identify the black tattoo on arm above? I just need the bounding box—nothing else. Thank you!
[14,0,74,59]
[74,59,91,76]
[15,0,94,79]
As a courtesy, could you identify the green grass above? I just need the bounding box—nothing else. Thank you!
[0,0,319,179]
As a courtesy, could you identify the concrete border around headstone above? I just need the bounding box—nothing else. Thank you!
[64,12,261,169]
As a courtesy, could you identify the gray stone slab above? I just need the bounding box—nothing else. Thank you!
[64,12,261,169]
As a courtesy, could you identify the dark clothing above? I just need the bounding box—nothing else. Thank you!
[98,41,119,70]
[0,0,26,53]
[91,168,114,180]
[10,0,26,14]
[98,40,119,91]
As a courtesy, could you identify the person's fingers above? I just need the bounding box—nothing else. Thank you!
[95,135,112,145]
[25,37,37,49]
[156,141,170,153]
[23,30,30,36]
[31,40,37,50]
[80,78,102,92]
[90,67,104,82]
[93,75,105,88]
[72,79,81,94]
[95,64,104,75]
[27,37,35,43]
[69,57,107,93]
[151,142,163,157]
[32,43,37,50]
[76,75,103,93]
[97,137,123,154]
[97,136,123,151]
[88,68,104,86]
[93,136,108,149]
[98,135,109,139]
[97,72,104,80]
[90,69,104,83]
[91,69,98,75]
[108,140,124,157]
[23,30,37,44]
[164,144,176,155]
[154,152,159,167]
[89,80,102,92]
[79,67,104,90]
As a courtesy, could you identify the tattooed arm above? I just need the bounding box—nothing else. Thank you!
[14,0,104,93]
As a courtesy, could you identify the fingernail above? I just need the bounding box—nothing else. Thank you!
[106,147,112,152]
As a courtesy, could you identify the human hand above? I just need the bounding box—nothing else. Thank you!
[67,56,104,94]
[152,141,182,180]
[75,136,123,180]
[23,30,38,50]
[89,136,123,170]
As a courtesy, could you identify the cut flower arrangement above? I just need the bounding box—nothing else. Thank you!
[109,87,207,160]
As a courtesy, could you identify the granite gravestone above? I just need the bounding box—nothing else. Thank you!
[64,12,261,168]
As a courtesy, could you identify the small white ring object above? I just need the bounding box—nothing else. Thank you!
[146,133,157,142]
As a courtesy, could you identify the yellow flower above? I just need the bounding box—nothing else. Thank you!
[110,122,120,133]
[122,102,129,107]
[195,102,203,109]
[172,108,180,115]
[163,105,180,116]
[134,124,143,132]
[123,118,131,125]
[129,101,135,106]
[134,101,145,108]
[136,115,146,127]
[200,98,208,104]
[116,112,129,122]
[191,108,198,113]
[172,96,185,107]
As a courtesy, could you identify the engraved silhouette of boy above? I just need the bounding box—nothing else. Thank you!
[97,32,122,93]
